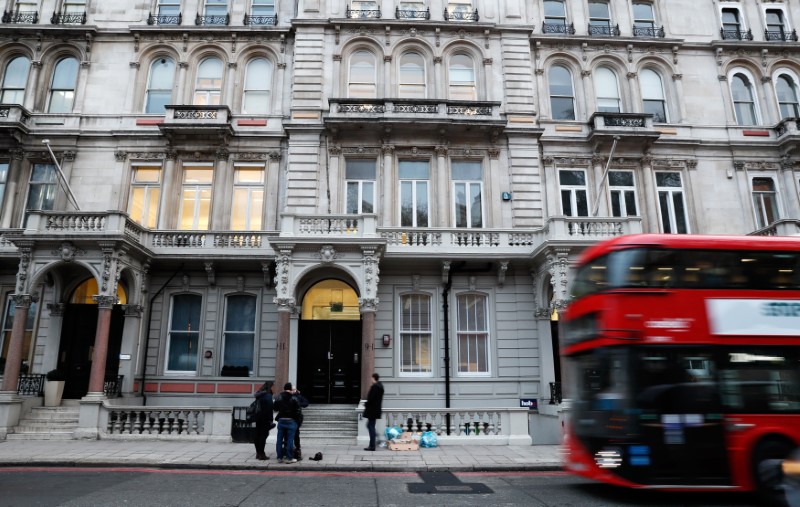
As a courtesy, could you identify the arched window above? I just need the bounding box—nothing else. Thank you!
[193,57,223,106]
[594,66,621,113]
[145,57,175,114]
[1,56,31,105]
[348,50,377,98]
[776,74,800,120]
[399,52,426,98]
[243,58,272,114]
[48,56,79,113]
[640,68,667,122]
[549,65,575,120]
[731,73,757,125]
[448,54,476,100]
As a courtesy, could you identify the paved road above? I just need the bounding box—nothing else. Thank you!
[0,468,765,507]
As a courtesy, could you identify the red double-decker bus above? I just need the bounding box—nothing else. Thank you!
[561,234,800,504]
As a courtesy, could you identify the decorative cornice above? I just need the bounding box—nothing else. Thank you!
[93,295,118,309]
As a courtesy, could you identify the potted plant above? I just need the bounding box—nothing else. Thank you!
[44,368,67,407]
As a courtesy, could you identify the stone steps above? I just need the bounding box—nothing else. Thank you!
[297,405,359,440]
[8,402,80,441]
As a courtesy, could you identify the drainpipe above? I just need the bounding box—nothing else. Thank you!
[441,262,493,435]
[141,263,183,406]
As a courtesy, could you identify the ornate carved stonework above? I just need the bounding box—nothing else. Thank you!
[121,304,144,317]
[359,298,379,313]
[10,293,38,309]
[53,242,82,263]
[273,297,296,312]
[47,303,65,316]
[93,295,118,308]
[319,245,337,264]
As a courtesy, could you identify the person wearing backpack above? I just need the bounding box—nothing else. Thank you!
[273,382,301,463]
[291,389,310,460]
[252,381,274,460]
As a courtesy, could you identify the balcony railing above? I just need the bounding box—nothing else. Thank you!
[51,11,86,24]
[765,29,798,42]
[327,98,501,122]
[2,10,39,23]
[147,12,182,25]
[17,374,45,396]
[588,23,620,36]
[549,382,562,405]
[444,8,478,22]
[195,13,229,25]
[542,21,575,35]
[396,7,429,19]
[720,28,752,40]
[243,13,277,25]
[749,219,800,237]
[346,5,381,18]
[633,25,664,38]
[590,112,655,130]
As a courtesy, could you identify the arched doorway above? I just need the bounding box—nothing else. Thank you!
[297,280,361,404]
[57,278,127,399]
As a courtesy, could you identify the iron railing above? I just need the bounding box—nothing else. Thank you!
[231,406,256,443]
[444,8,478,21]
[396,7,429,19]
[51,11,86,24]
[2,10,39,23]
[588,23,620,36]
[542,21,575,34]
[195,13,229,25]
[549,382,562,405]
[104,375,124,397]
[147,12,182,25]
[765,29,798,42]
[633,25,664,38]
[243,13,277,25]
[720,28,753,40]
[17,374,45,396]
[346,5,381,18]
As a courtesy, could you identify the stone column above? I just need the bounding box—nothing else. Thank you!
[626,72,641,113]
[225,62,237,107]
[360,303,376,399]
[384,55,392,98]
[381,144,394,226]
[591,153,606,216]
[157,151,178,229]
[266,152,282,229]
[72,61,92,113]
[435,146,448,227]
[640,156,659,232]
[211,147,230,228]
[760,76,777,126]
[328,145,341,213]
[23,61,41,111]
[332,55,342,99]
[672,74,686,123]
[274,299,294,390]
[86,295,116,396]
[176,62,189,104]
[0,294,36,393]
[1,149,24,228]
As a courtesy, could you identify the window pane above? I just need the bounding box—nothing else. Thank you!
[399,160,429,179]
[168,294,201,372]
[51,58,79,89]
[149,58,175,89]
[544,0,565,17]
[3,56,30,89]
[656,172,681,187]
[346,160,376,179]
[559,170,586,185]
[225,295,256,332]
[452,160,481,180]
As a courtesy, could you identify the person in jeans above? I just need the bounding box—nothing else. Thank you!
[363,372,384,451]
[273,382,301,463]
[252,381,274,460]
[291,389,310,460]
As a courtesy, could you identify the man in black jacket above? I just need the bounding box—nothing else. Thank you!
[363,373,384,451]
[252,381,274,460]
[273,382,301,463]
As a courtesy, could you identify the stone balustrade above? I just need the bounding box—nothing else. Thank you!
[100,403,232,441]
[361,406,532,445]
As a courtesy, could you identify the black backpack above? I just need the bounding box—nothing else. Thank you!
[245,399,261,423]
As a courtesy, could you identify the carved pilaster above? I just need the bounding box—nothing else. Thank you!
[497,261,509,287]
[14,243,33,294]
[121,304,144,317]
[47,303,66,316]
[274,243,294,299]
[547,249,571,309]
[362,246,381,301]
[205,261,215,285]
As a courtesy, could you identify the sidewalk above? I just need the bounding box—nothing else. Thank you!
[0,439,563,472]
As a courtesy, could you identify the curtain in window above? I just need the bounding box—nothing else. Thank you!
[48,57,79,113]
[223,295,256,371]
[348,50,377,98]
[594,66,621,112]
[400,294,432,374]
[549,65,575,120]
[167,294,201,372]
[243,58,271,114]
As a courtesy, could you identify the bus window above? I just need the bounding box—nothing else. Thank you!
[719,347,800,413]
[634,349,719,413]
[570,255,609,299]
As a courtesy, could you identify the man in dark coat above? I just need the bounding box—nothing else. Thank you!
[363,372,384,451]
[253,381,274,460]
[273,382,301,463]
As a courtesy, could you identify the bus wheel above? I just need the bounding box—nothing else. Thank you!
[752,438,795,506]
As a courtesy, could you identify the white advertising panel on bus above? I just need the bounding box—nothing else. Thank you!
[706,299,800,336]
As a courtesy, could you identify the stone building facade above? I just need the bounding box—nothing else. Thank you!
[0,0,798,443]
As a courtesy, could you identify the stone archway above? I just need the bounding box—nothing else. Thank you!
[296,279,362,404]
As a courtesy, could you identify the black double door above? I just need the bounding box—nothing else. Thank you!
[57,304,125,399]
[297,320,361,404]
